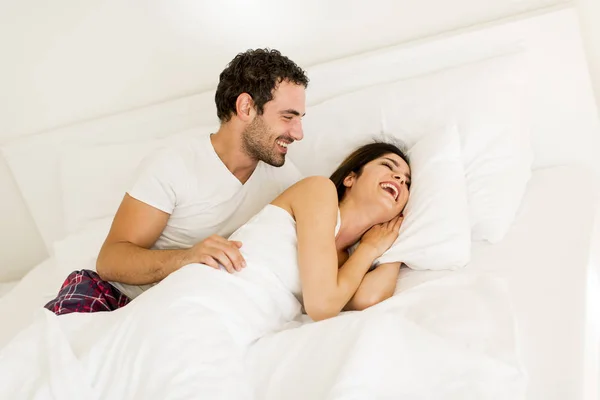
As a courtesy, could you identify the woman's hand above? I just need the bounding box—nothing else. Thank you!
[359,214,404,257]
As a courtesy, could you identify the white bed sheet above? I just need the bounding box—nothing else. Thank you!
[245,166,599,400]
[0,256,64,349]
[0,167,596,400]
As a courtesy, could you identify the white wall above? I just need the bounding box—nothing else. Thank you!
[0,0,589,278]
[0,0,570,143]
[576,0,600,111]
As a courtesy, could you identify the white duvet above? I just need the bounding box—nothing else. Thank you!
[248,271,527,400]
[0,261,526,400]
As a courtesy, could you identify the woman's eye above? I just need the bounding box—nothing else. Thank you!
[382,162,393,170]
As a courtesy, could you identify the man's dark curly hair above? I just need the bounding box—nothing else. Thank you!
[215,48,309,123]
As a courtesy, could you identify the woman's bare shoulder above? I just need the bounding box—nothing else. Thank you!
[297,175,336,190]
[271,176,338,214]
[286,176,337,201]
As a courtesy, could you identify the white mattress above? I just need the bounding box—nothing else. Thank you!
[0,166,597,400]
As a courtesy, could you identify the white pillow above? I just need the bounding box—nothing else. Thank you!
[59,125,216,234]
[291,113,471,272]
[60,139,162,234]
[294,51,532,244]
[375,125,471,269]
[379,52,533,243]
[53,217,113,277]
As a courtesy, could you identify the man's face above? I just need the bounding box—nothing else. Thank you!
[241,80,306,167]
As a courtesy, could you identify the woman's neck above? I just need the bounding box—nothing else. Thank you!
[334,198,376,252]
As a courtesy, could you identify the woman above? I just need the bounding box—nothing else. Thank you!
[269,140,410,319]
[0,141,411,400]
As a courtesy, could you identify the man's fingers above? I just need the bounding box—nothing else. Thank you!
[224,242,246,270]
[208,248,236,273]
[198,255,219,270]
[227,242,246,269]
[216,242,246,271]
[206,237,245,270]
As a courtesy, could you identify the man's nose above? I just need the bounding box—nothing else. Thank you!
[290,119,304,141]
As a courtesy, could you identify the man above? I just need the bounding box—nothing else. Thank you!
[44,48,309,315]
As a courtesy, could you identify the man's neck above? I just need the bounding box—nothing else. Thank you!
[210,124,258,184]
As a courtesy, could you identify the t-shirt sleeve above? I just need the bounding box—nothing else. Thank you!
[127,148,183,214]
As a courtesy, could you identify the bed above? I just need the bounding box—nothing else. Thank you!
[0,165,597,399]
[1,6,599,400]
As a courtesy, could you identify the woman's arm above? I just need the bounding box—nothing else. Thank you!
[290,176,400,322]
[344,262,401,311]
[291,176,374,321]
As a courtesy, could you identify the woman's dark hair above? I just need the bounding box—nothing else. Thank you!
[215,48,309,122]
[329,141,409,201]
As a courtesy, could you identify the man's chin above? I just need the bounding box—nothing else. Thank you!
[264,155,285,167]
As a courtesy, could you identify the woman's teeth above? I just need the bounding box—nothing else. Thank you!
[380,183,398,200]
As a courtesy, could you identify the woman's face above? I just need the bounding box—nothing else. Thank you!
[344,153,411,222]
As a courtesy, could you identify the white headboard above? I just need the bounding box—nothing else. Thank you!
[302,8,600,174]
[2,6,599,278]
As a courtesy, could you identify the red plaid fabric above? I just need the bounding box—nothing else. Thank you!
[44,269,131,315]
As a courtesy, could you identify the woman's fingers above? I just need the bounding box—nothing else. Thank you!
[394,214,404,231]
[385,215,401,231]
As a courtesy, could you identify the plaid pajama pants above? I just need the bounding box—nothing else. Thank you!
[44,269,131,315]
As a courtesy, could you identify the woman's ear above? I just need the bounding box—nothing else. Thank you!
[343,172,356,188]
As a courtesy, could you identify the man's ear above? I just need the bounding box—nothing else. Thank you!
[235,93,256,122]
[343,172,356,188]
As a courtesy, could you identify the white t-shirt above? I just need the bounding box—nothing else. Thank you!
[111,133,303,299]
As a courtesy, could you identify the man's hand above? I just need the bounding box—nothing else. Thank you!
[182,235,246,273]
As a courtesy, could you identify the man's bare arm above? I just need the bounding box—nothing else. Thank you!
[96,194,245,285]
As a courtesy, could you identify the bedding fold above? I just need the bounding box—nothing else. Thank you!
[0,265,525,399]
